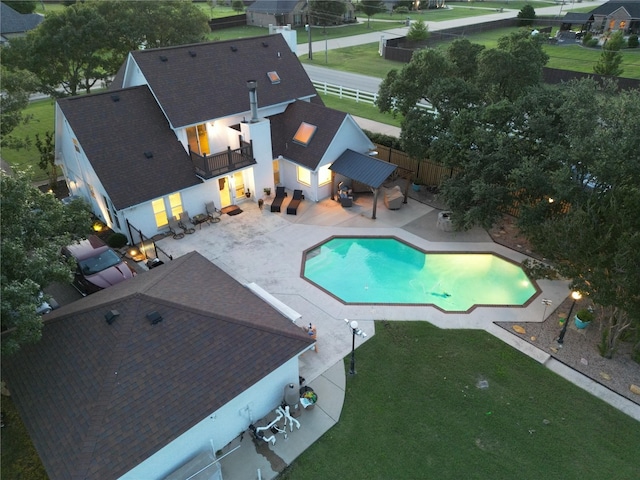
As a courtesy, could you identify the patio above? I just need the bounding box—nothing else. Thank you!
[155,190,570,384]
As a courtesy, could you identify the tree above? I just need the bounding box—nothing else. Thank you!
[1,171,92,354]
[517,4,536,26]
[310,0,347,29]
[2,1,210,97]
[231,0,244,13]
[0,66,39,150]
[594,31,625,76]
[360,0,385,28]
[406,19,429,43]
[36,131,58,192]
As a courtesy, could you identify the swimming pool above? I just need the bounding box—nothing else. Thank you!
[302,237,538,312]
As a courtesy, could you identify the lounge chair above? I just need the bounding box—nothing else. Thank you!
[270,186,287,212]
[179,211,196,234]
[168,216,185,239]
[205,201,222,223]
[286,189,304,215]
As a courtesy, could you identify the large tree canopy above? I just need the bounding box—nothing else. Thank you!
[0,65,40,150]
[1,171,92,354]
[1,0,210,97]
[310,0,347,27]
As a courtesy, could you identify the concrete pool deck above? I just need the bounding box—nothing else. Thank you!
[155,192,639,479]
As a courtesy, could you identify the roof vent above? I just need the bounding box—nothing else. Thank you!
[147,311,163,325]
[159,55,168,62]
[105,310,120,325]
[188,50,196,57]
[144,151,153,159]
[110,94,120,102]
[230,46,237,52]
[262,42,269,47]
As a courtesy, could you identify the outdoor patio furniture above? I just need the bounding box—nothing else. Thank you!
[205,201,222,223]
[167,216,185,239]
[286,189,304,215]
[179,211,196,234]
[384,186,403,210]
[437,211,453,232]
[339,192,353,207]
[270,186,287,212]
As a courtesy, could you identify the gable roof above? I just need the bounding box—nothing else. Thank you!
[590,0,640,17]
[247,0,302,14]
[2,252,313,480]
[330,149,397,188]
[128,34,317,128]
[562,12,594,23]
[270,100,348,170]
[0,2,43,36]
[57,86,200,210]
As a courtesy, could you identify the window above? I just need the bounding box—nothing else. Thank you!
[153,193,184,228]
[293,122,317,146]
[186,124,210,155]
[297,166,311,186]
[318,164,332,186]
[267,71,281,84]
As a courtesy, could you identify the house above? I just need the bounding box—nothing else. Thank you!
[55,27,375,243]
[1,251,315,479]
[0,2,44,45]
[246,0,355,27]
[589,0,640,34]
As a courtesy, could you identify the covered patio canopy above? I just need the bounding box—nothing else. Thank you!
[329,149,399,219]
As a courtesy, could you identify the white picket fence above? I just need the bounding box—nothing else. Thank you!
[311,80,434,112]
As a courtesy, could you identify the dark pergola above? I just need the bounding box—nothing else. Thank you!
[329,149,408,219]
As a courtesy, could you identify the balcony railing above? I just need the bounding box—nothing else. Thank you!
[190,139,255,179]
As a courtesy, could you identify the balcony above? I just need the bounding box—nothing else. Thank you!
[190,139,256,179]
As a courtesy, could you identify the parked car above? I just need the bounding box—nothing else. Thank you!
[62,236,135,295]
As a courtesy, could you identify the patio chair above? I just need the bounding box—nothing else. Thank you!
[205,201,222,223]
[270,186,287,213]
[286,189,304,215]
[339,191,353,208]
[168,216,185,239]
[179,211,196,234]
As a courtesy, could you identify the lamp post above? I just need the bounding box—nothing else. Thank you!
[558,291,582,345]
[345,319,366,375]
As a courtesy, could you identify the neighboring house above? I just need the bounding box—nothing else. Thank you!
[246,0,355,27]
[55,27,375,242]
[0,1,43,45]
[2,251,315,479]
[589,0,640,34]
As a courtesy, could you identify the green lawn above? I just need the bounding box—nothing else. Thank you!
[2,98,57,182]
[281,321,640,480]
[318,92,403,128]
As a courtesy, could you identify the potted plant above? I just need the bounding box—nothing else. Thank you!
[574,308,594,329]
[263,187,271,196]
[245,189,251,198]
[412,180,421,192]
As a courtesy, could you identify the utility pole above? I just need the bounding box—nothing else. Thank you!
[307,0,313,60]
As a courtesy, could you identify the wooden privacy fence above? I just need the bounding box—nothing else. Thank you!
[374,143,455,188]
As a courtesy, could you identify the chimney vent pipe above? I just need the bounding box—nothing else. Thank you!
[247,80,259,123]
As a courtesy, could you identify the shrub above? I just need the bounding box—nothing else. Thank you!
[517,5,536,26]
[582,32,592,45]
[364,130,402,150]
[407,19,429,42]
[628,34,639,48]
[586,38,599,48]
[107,232,128,249]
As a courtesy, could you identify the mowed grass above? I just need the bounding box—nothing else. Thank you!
[2,98,57,182]
[281,321,640,480]
[318,92,403,128]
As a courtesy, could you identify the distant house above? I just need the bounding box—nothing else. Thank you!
[0,2,43,45]
[2,251,314,479]
[246,0,355,27]
[55,27,375,242]
[589,0,640,34]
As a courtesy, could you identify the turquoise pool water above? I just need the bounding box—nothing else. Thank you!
[302,237,538,312]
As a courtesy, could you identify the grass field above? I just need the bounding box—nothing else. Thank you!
[318,92,403,128]
[281,321,640,480]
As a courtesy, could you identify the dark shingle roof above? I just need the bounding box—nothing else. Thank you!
[330,149,398,188]
[270,100,347,170]
[590,0,640,17]
[247,0,301,14]
[130,34,317,128]
[57,86,200,210]
[0,2,43,35]
[562,12,593,23]
[2,252,313,480]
